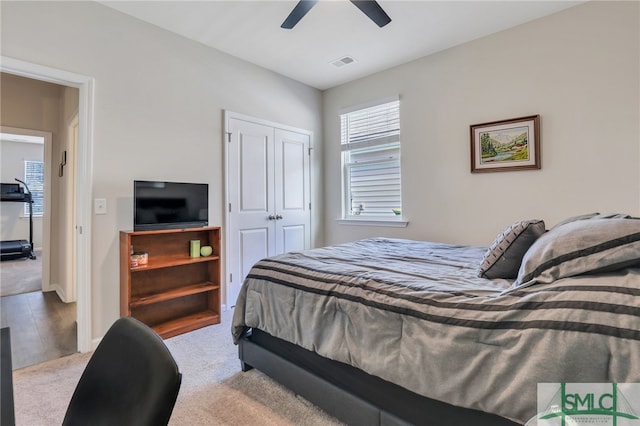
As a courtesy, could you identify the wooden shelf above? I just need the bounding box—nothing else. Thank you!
[120,227,221,338]
[130,255,220,272]
[130,282,218,307]
[152,310,220,339]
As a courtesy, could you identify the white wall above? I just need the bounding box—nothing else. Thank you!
[1,1,324,340]
[323,1,640,247]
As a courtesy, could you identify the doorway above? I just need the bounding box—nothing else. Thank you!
[1,56,94,355]
[0,85,78,368]
[0,128,51,292]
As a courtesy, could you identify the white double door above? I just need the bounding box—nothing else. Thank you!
[225,113,311,307]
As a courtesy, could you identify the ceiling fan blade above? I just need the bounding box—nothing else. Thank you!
[281,0,319,29]
[350,0,392,27]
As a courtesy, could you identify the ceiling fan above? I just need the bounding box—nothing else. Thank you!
[281,0,392,29]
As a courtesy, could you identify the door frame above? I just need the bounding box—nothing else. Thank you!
[66,113,79,302]
[223,110,313,309]
[1,56,95,352]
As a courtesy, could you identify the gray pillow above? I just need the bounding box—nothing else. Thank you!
[514,218,640,287]
[478,219,546,279]
[551,212,631,230]
[551,212,600,229]
[592,213,632,219]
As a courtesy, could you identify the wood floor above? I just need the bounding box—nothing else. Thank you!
[0,291,77,370]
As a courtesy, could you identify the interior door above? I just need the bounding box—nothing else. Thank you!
[226,114,311,307]
[274,128,310,254]
[227,117,275,307]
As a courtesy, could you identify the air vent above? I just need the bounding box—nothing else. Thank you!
[331,56,356,68]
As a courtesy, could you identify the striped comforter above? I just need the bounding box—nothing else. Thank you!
[231,237,640,424]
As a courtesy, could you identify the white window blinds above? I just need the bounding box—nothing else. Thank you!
[24,160,44,217]
[341,99,401,218]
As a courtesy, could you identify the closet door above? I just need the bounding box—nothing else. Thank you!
[227,117,275,306]
[274,128,310,254]
[226,114,311,307]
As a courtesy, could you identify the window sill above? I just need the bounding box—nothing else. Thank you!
[337,217,408,228]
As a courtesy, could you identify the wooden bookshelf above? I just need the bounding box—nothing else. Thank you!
[120,227,221,338]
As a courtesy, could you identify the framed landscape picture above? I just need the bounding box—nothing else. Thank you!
[470,115,540,173]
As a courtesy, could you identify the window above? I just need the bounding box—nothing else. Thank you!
[341,99,402,221]
[24,160,44,217]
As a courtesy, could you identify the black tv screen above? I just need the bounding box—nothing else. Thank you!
[134,181,208,231]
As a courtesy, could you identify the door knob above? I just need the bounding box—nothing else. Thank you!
[275,214,283,220]
[268,214,276,220]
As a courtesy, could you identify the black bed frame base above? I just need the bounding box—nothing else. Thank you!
[239,330,522,426]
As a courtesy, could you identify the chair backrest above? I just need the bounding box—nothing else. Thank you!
[62,317,181,426]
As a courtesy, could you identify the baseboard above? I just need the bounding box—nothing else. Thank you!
[49,283,69,303]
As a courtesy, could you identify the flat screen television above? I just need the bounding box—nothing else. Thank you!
[134,180,208,231]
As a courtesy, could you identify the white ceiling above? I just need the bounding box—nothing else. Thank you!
[100,1,583,90]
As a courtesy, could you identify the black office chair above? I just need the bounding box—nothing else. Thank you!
[62,317,182,426]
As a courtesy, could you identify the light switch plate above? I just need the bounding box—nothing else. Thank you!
[94,198,107,215]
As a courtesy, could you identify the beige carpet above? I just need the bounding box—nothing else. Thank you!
[0,249,42,297]
[12,309,343,426]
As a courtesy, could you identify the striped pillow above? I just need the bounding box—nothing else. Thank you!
[514,218,640,286]
[478,220,546,279]
[551,212,631,230]
[550,212,600,229]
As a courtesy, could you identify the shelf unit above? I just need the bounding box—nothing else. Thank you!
[120,227,221,338]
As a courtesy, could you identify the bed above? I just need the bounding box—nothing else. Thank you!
[232,216,640,425]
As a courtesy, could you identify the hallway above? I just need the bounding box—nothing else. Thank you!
[0,290,76,370]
